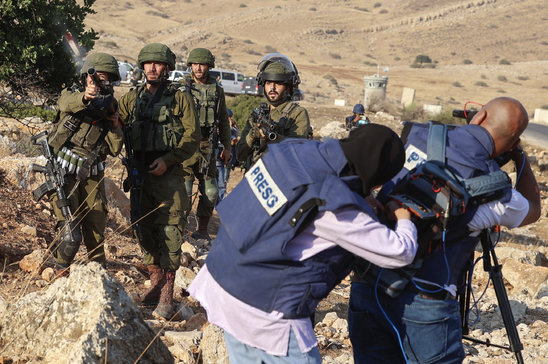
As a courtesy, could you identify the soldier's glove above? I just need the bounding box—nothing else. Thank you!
[246,123,261,147]
[90,93,114,112]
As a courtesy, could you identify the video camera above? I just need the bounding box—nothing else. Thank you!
[452,109,478,124]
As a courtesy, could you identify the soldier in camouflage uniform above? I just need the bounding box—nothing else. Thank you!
[47,52,123,276]
[236,53,310,168]
[118,43,200,320]
[180,48,231,241]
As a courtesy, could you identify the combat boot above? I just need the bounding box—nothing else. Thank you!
[152,270,176,320]
[191,216,211,241]
[132,265,165,306]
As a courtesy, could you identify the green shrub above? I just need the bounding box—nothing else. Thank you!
[499,59,511,65]
[400,103,425,122]
[226,95,262,130]
[374,2,382,7]
[104,40,118,48]
[414,54,432,64]
[15,139,41,157]
[452,81,462,87]
[517,75,529,81]
[497,75,507,82]
[475,81,488,87]
[379,9,388,14]
[463,59,473,64]
[541,105,548,110]
[323,74,338,87]
[329,53,341,59]
[243,39,254,44]
[309,7,317,11]
[239,4,247,8]
[432,108,466,125]
[0,102,56,122]
[246,49,261,56]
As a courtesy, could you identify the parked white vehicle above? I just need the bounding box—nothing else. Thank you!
[117,61,135,84]
[168,70,190,82]
[208,69,245,95]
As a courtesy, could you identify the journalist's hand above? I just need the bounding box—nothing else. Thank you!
[385,201,411,221]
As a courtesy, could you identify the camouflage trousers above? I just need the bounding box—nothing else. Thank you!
[131,164,188,271]
[52,172,107,266]
[183,140,218,218]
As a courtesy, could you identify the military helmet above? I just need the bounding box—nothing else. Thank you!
[353,104,365,114]
[256,53,300,88]
[137,43,176,70]
[81,52,120,82]
[186,48,215,67]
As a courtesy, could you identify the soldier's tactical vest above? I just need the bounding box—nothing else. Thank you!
[378,123,512,289]
[126,84,185,153]
[181,75,219,130]
[207,138,373,318]
[48,100,110,156]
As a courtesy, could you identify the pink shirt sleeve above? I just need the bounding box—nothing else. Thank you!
[285,207,418,269]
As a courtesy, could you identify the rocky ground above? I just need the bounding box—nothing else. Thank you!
[1,112,548,363]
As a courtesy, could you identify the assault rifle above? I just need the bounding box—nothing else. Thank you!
[242,103,276,171]
[121,125,144,228]
[256,102,278,141]
[31,131,81,244]
[200,92,220,175]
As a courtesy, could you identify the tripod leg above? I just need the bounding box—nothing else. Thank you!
[481,230,524,364]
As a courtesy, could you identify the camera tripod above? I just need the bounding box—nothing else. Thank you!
[460,228,524,364]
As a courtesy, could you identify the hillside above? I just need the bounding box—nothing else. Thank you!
[86,0,548,114]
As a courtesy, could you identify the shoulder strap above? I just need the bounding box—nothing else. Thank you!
[426,122,511,203]
[426,122,447,163]
[281,101,298,118]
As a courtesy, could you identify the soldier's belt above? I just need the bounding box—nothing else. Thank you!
[56,147,104,176]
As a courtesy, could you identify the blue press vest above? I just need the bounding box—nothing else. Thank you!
[383,123,512,288]
[207,138,372,318]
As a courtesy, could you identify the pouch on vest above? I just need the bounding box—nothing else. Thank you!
[366,122,511,297]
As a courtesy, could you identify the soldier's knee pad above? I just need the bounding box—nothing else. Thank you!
[56,220,82,263]
[204,178,218,202]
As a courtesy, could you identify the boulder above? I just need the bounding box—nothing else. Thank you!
[19,248,47,274]
[502,259,548,298]
[199,324,229,364]
[163,330,201,363]
[0,263,174,364]
[317,121,348,140]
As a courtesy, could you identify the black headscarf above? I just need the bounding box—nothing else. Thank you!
[339,123,405,196]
